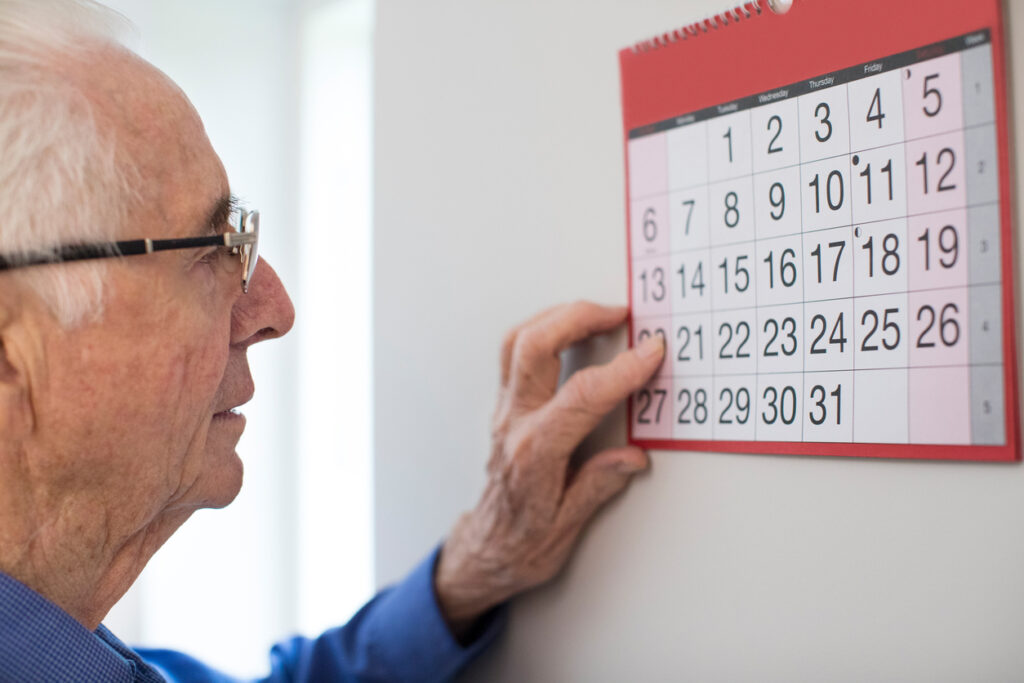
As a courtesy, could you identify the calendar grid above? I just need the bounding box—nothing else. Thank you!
[628,29,1009,450]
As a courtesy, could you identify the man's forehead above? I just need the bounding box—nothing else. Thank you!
[67,44,229,235]
[68,47,197,147]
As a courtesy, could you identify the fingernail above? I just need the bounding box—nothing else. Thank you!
[616,459,648,475]
[637,334,664,359]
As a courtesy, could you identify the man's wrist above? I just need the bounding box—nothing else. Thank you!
[434,550,490,644]
[433,516,515,639]
[434,543,492,624]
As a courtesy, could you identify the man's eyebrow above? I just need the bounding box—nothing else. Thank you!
[199,193,240,236]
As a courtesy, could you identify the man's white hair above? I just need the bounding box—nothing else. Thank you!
[0,0,137,326]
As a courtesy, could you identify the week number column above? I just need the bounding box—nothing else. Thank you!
[961,41,1006,446]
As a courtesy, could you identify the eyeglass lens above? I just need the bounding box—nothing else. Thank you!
[242,211,260,293]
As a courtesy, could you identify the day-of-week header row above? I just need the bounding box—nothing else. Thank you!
[628,30,991,140]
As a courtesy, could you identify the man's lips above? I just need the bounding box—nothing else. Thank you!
[213,393,254,419]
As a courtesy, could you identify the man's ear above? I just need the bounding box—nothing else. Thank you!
[0,311,33,440]
[0,338,17,384]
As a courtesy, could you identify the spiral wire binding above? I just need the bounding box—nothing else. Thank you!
[630,0,773,53]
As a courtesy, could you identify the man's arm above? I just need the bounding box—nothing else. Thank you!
[137,547,502,682]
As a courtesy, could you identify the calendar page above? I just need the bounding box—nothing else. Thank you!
[620,0,1019,461]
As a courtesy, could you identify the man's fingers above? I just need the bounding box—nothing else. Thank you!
[515,301,628,368]
[507,301,629,401]
[499,304,570,388]
[500,327,519,389]
[557,446,650,531]
[539,333,665,449]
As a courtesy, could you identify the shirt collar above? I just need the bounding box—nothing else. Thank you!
[0,570,161,682]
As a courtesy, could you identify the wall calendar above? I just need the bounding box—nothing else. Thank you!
[621,0,1019,460]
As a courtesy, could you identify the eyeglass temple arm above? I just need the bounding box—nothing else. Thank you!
[0,232,257,271]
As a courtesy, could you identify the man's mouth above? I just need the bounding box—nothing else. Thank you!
[213,389,254,421]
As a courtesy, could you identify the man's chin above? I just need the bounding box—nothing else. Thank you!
[193,448,245,510]
[199,413,247,508]
[208,454,244,507]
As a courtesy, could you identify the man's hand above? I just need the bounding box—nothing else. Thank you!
[434,301,665,635]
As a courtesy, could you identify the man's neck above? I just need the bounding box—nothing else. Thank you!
[0,458,190,630]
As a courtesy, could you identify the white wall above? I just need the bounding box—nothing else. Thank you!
[373,1,1024,680]
[295,0,376,640]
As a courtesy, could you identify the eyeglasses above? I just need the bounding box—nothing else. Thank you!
[0,208,260,294]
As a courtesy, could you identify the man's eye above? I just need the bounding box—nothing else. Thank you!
[198,248,221,264]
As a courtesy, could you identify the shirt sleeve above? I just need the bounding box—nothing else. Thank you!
[136,546,506,683]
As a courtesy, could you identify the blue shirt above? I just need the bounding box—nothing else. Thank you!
[0,547,503,682]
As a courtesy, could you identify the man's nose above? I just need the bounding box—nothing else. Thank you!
[231,258,296,348]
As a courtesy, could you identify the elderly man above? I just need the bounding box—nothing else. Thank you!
[0,0,664,681]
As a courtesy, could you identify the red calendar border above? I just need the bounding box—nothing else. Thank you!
[620,0,1020,461]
